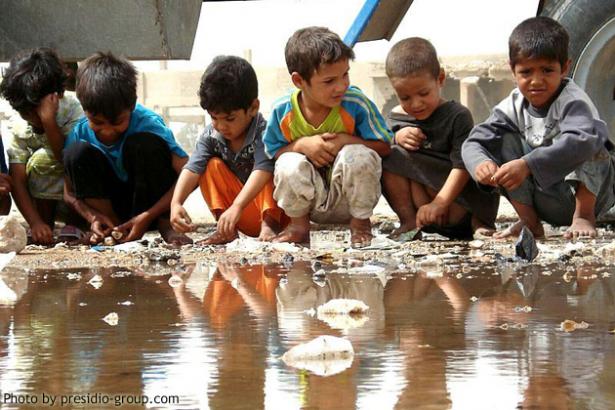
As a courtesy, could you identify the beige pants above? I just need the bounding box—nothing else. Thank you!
[273,145,382,223]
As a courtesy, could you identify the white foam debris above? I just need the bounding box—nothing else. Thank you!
[317,299,369,316]
[88,274,103,289]
[102,312,119,326]
[0,216,27,253]
[281,335,354,377]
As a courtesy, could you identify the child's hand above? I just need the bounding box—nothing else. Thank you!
[296,134,337,167]
[492,159,530,191]
[217,203,242,238]
[115,213,151,242]
[475,160,499,186]
[90,213,115,240]
[0,174,12,195]
[170,204,194,233]
[36,93,60,125]
[416,199,449,228]
[395,127,426,151]
[31,222,53,244]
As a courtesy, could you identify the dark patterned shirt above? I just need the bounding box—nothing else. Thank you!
[184,113,272,184]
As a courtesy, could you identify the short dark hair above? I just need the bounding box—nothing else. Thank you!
[76,51,137,121]
[285,26,355,82]
[509,16,569,68]
[0,48,67,114]
[385,37,440,79]
[198,55,258,113]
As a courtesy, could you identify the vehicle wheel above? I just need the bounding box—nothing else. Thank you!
[541,0,615,138]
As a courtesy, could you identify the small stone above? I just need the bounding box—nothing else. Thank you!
[0,215,28,253]
[111,230,123,240]
[168,275,183,288]
[88,274,103,289]
[103,236,116,246]
[281,253,294,267]
[470,296,478,302]
[167,258,178,267]
[468,239,484,249]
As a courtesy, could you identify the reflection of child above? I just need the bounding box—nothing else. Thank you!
[63,52,190,245]
[381,38,498,239]
[462,17,615,239]
[171,56,288,244]
[263,27,393,247]
[0,48,83,243]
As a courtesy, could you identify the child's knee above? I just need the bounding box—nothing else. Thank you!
[123,132,170,160]
[63,141,100,168]
[205,157,227,174]
[274,152,311,181]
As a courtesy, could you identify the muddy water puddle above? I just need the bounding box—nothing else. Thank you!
[1,244,615,409]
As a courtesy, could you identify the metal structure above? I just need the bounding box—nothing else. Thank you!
[0,0,202,61]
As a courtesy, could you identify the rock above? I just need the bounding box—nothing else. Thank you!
[0,215,27,253]
[515,226,539,262]
[281,335,354,377]
[103,236,116,246]
[111,230,123,240]
[468,239,484,249]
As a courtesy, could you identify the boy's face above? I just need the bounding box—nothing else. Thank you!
[208,99,259,143]
[292,59,350,109]
[389,69,445,120]
[85,109,131,145]
[511,57,570,109]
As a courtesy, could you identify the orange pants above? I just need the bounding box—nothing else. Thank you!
[200,158,288,237]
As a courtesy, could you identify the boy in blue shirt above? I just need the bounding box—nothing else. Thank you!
[63,52,190,245]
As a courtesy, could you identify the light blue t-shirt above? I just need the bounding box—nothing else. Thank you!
[66,104,187,181]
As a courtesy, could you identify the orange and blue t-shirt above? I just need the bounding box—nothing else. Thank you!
[263,85,393,159]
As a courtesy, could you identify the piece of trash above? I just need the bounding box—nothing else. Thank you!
[513,305,533,313]
[103,236,116,246]
[311,260,322,272]
[113,241,145,253]
[281,335,354,377]
[88,274,103,289]
[117,301,133,306]
[168,275,183,288]
[78,302,87,307]
[515,226,539,262]
[66,272,82,281]
[468,239,484,249]
[317,299,369,316]
[560,319,589,332]
[111,230,123,240]
[316,299,369,330]
[0,216,27,253]
[395,229,421,242]
[470,296,478,302]
[102,312,119,326]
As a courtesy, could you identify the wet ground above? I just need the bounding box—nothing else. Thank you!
[2,224,615,409]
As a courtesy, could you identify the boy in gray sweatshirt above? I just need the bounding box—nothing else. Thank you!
[461,17,615,239]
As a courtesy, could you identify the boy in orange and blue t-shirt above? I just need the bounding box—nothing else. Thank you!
[263,27,393,247]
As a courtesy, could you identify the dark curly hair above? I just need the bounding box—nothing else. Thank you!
[198,55,258,113]
[0,48,67,114]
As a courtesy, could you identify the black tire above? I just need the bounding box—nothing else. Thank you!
[539,0,615,73]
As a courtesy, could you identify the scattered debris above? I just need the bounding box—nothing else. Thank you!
[111,230,124,241]
[560,319,589,333]
[102,312,119,326]
[513,305,533,313]
[515,226,539,262]
[168,275,183,288]
[468,239,484,249]
[88,274,103,289]
[0,216,27,253]
[281,335,354,377]
[316,299,369,316]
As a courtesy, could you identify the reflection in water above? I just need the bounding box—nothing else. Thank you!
[0,257,613,409]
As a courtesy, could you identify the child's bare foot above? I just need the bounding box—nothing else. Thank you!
[471,216,495,239]
[159,219,193,246]
[493,220,544,240]
[274,216,310,244]
[389,221,416,238]
[197,230,237,245]
[563,216,596,239]
[258,214,280,242]
[350,218,373,248]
